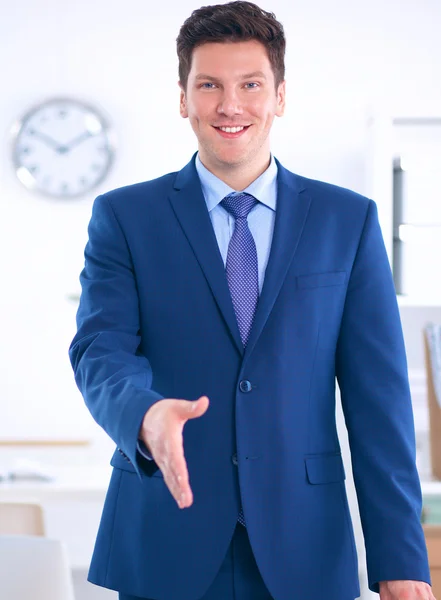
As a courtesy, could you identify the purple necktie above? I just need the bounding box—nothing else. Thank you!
[220,191,259,527]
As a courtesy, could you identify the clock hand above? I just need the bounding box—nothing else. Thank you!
[32,130,64,152]
[62,131,93,153]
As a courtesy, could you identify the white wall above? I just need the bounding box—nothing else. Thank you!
[1,1,441,598]
[2,0,440,441]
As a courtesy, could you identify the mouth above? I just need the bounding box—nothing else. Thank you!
[213,125,251,139]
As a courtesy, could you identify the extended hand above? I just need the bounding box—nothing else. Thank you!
[379,580,435,599]
[139,396,209,509]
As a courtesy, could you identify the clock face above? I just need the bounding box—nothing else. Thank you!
[11,98,115,198]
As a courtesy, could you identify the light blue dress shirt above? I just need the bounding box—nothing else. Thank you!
[138,151,279,459]
[195,152,278,293]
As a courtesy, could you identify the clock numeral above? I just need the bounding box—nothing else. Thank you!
[27,128,36,136]
[79,177,88,186]
[58,109,68,119]
[29,165,39,174]
[20,147,32,155]
[61,182,69,192]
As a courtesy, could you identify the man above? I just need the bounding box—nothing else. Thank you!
[69,2,435,599]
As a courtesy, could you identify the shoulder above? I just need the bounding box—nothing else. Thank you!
[277,157,369,208]
[95,170,179,214]
[280,166,374,230]
[296,172,370,211]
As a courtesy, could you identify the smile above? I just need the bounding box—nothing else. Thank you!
[213,125,251,138]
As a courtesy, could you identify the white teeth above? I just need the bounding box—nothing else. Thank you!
[219,126,245,133]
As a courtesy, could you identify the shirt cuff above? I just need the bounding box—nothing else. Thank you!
[137,440,154,460]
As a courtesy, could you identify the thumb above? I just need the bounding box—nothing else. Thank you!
[186,395,210,419]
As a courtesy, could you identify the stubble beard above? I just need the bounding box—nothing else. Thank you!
[199,126,270,173]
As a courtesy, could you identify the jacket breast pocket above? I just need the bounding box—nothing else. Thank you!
[304,453,346,484]
[296,271,347,290]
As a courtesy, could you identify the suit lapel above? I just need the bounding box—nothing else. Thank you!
[243,159,311,361]
[169,154,244,354]
[168,153,311,360]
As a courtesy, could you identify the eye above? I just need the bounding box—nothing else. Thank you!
[200,83,216,89]
[245,82,259,89]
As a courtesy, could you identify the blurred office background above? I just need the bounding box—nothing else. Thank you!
[1,0,441,598]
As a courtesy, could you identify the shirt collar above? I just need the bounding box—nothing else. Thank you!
[195,152,278,213]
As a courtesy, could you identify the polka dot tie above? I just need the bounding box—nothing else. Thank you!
[220,191,260,527]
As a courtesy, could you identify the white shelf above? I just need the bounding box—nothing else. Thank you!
[397,295,441,308]
[366,113,441,294]
[421,480,441,496]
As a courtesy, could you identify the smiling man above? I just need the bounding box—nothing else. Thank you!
[69,2,434,600]
[180,38,285,190]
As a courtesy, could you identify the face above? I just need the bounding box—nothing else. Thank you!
[179,39,285,172]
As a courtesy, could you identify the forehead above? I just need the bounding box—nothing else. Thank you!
[189,40,272,78]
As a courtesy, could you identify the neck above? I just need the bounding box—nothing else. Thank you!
[198,151,271,191]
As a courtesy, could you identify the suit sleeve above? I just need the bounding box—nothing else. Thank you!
[69,194,163,479]
[335,200,431,592]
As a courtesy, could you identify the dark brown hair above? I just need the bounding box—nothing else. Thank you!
[176,1,286,92]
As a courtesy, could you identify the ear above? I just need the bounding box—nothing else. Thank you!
[179,82,188,118]
[275,80,286,118]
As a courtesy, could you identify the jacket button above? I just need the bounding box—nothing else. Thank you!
[239,380,252,393]
[232,453,238,466]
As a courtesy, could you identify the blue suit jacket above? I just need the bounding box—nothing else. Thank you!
[69,153,431,600]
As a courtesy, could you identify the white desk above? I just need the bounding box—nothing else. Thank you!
[2,466,439,500]
[1,462,440,570]
[0,464,112,569]
[0,465,111,503]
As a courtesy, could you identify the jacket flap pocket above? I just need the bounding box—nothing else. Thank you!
[305,454,346,484]
[110,448,164,477]
[297,271,346,289]
[110,449,137,473]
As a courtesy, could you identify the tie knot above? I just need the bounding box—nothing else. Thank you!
[220,192,258,219]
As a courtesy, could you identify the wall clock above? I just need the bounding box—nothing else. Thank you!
[11,97,116,199]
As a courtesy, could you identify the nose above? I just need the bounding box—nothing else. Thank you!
[217,88,243,117]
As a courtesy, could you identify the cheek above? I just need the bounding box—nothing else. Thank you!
[189,96,214,119]
[248,97,274,119]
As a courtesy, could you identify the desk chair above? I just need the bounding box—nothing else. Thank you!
[0,535,75,600]
[0,502,45,535]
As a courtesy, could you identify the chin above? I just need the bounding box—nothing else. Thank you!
[214,148,250,165]
[216,156,246,168]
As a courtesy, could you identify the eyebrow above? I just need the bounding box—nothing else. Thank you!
[195,70,267,81]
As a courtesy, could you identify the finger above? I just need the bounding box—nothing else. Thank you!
[163,467,192,508]
[177,474,193,508]
[170,448,193,507]
[162,438,192,508]
[162,470,184,507]
[183,395,210,420]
